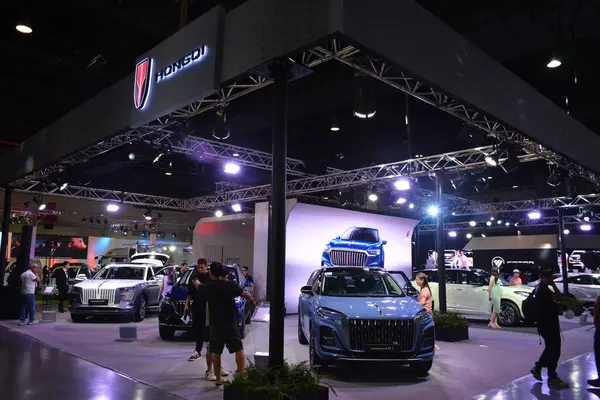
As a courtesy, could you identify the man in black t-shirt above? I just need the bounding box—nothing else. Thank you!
[530,269,569,388]
[206,262,255,386]
[184,259,211,362]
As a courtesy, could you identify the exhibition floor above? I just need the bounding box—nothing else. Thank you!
[0,312,596,400]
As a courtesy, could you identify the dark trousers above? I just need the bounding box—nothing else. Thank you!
[58,288,68,311]
[536,322,561,378]
[595,329,600,377]
[20,294,35,323]
[192,309,206,353]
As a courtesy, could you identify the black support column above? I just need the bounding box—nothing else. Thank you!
[436,173,447,312]
[557,207,569,295]
[268,61,291,367]
[0,185,12,286]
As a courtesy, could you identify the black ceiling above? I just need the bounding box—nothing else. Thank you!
[2,0,600,203]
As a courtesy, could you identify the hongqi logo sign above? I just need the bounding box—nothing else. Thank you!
[491,256,505,268]
[133,45,207,110]
[134,58,152,110]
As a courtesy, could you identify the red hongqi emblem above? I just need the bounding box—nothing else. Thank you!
[133,58,151,110]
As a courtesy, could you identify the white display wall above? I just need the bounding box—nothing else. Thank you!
[253,200,419,314]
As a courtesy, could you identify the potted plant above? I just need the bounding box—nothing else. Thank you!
[433,311,469,342]
[224,361,335,400]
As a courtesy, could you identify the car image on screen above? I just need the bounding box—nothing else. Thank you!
[321,227,387,268]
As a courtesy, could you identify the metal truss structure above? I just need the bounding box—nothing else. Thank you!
[450,193,600,216]
[419,213,600,232]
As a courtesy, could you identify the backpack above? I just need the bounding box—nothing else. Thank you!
[522,289,539,322]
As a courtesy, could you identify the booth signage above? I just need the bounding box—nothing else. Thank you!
[155,46,207,83]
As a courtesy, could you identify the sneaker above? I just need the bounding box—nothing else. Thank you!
[19,321,26,326]
[205,371,216,381]
[530,367,542,382]
[27,320,39,325]
[588,379,600,388]
[548,377,569,388]
[188,351,202,362]
[215,378,226,387]
[221,368,230,377]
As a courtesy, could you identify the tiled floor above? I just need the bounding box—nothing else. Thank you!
[0,311,597,399]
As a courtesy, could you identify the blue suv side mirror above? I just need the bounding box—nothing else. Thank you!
[300,285,314,295]
[382,240,387,245]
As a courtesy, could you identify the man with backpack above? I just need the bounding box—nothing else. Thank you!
[529,269,569,388]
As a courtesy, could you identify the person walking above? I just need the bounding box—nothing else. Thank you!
[20,261,41,326]
[205,262,255,386]
[488,267,502,329]
[530,269,569,388]
[588,294,600,387]
[52,261,70,313]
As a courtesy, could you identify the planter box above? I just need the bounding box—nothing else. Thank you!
[435,326,469,342]
[224,384,329,400]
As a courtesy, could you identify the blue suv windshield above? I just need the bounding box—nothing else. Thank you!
[320,269,404,297]
[340,227,379,243]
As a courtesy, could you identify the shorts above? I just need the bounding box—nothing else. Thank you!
[209,327,243,355]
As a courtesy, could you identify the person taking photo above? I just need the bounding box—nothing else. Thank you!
[205,262,255,386]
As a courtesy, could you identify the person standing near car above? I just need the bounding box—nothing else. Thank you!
[20,261,41,326]
[205,262,255,386]
[241,266,254,293]
[52,261,70,313]
[488,267,502,329]
[530,269,569,388]
[509,269,522,286]
[185,259,210,363]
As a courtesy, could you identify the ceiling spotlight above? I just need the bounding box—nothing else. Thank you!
[353,78,376,119]
[514,222,519,227]
[38,203,47,211]
[469,221,477,227]
[128,152,135,161]
[106,203,120,212]
[580,224,592,231]
[547,173,562,187]
[215,210,224,218]
[584,216,591,222]
[481,234,487,238]
[497,220,502,225]
[123,230,128,236]
[143,209,153,221]
[486,221,492,227]
[330,122,340,132]
[213,107,230,140]
[58,183,68,191]
[528,211,541,220]
[368,193,378,202]
[165,172,172,176]
[466,233,473,239]
[231,203,242,212]
[394,178,411,191]
[547,57,562,69]
[563,229,570,235]
[396,197,407,204]
[448,231,457,238]
[224,163,240,174]
[153,153,164,164]
[505,222,510,226]
[485,154,498,167]
[232,153,239,157]
[427,205,439,216]
[16,24,32,34]
[451,211,456,216]
[408,203,415,209]
[512,185,519,189]
[490,217,494,221]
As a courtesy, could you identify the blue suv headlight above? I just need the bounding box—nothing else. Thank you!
[416,309,432,324]
[119,287,136,302]
[367,249,381,256]
[316,307,346,321]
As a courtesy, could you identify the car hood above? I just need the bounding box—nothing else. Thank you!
[328,239,381,251]
[75,279,145,290]
[314,296,423,319]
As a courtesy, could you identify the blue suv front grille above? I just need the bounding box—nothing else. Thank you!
[349,319,415,351]
[329,250,367,266]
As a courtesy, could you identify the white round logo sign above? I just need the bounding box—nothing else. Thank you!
[491,256,505,269]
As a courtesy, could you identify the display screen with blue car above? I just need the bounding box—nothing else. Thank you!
[321,227,387,268]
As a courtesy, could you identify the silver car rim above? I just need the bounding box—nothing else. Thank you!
[500,304,515,325]
[139,297,146,319]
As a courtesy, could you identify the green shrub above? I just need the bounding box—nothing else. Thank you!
[433,311,469,328]
[226,361,335,399]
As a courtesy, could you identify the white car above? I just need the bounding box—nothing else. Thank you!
[553,274,600,306]
[69,263,167,322]
[413,269,533,326]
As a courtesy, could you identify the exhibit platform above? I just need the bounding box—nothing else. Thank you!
[0,312,596,400]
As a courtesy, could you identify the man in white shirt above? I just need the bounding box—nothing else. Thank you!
[20,262,40,326]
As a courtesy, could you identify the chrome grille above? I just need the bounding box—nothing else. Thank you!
[174,300,190,317]
[329,250,367,266]
[349,319,415,351]
[81,288,117,305]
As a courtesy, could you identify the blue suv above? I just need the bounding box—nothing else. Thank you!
[298,267,434,374]
[158,264,252,340]
[322,227,386,268]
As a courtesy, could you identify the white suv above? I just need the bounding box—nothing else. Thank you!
[413,269,533,326]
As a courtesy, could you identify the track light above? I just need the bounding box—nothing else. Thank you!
[128,152,135,161]
[469,221,477,227]
[16,23,32,34]
[215,210,223,218]
[481,234,487,238]
[528,211,541,220]
[408,203,415,209]
[547,173,562,187]
[485,154,498,167]
[143,209,153,221]
[547,57,562,69]
[580,224,592,231]
[106,203,120,212]
[563,229,570,235]
[396,197,407,204]
[153,153,164,164]
[213,107,230,140]
[505,222,510,226]
[486,221,492,227]
[353,78,376,119]
[466,233,473,239]
[59,183,68,191]
[368,193,378,202]
[224,163,240,174]
[330,118,340,132]
[427,205,439,216]
[448,231,457,238]
[231,203,242,212]
[394,178,411,191]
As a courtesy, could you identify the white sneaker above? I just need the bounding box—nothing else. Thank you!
[27,320,39,325]
[205,371,216,381]
[188,350,202,361]
[220,368,230,377]
[19,321,26,326]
